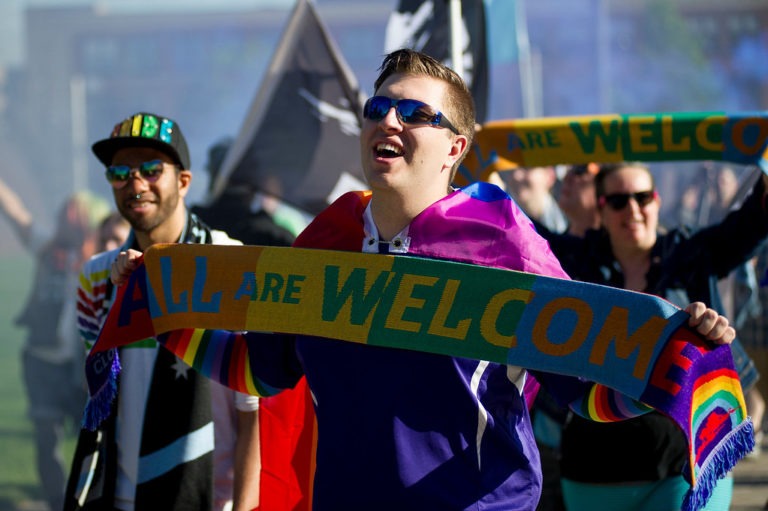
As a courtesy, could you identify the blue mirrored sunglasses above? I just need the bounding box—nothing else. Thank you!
[105,159,165,189]
[363,96,459,134]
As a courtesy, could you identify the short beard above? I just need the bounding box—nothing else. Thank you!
[119,192,180,237]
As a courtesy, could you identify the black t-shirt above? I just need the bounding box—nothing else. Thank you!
[560,412,687,482]
[192,194,296,248]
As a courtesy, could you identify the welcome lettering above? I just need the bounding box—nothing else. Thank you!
[139,248,679,393]
[460,112,768,184]
[318,263,669,383]
[91,244,755,504]
[568,114,729,159]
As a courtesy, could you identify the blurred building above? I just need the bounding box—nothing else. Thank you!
[6,2,390,214]
[507,0,768,116]
[3,0,768,223]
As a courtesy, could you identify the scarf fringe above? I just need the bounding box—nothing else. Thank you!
[682,418,755,511]
[82,350,121,431]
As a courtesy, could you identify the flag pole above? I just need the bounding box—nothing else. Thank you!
[448,0,465,79]
[514,0,538,117]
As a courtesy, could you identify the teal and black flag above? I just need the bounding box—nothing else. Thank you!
[385,0,489,122]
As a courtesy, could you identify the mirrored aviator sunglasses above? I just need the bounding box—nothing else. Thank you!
[363,96,459,134]
[105,159,165,189]
[599,190,658,210]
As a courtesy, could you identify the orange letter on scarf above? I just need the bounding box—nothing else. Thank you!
[589,307,667,380]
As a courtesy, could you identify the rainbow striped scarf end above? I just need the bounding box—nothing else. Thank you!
[682,418,755,511]
[82,348,121,431]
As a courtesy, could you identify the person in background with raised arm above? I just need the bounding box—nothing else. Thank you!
[0,176,109,511]
[536,162,768,511]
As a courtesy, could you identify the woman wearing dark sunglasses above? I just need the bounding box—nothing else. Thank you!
[537,162,768,511]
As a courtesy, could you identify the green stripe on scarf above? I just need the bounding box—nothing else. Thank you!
[459,111,768,184]
[88,244,754,511]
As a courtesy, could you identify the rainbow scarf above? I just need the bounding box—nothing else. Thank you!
[458,111,768,184]
[85,252,752,511]
[84,187,753,511]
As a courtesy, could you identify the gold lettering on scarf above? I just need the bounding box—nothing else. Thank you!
[590,307,667,380]
[531,297,592,356]
[480,289,533,348]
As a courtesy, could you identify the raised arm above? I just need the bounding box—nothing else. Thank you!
[0,176,34,246]
[695,171,768,276]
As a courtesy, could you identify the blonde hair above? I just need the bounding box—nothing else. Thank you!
[374,49,475,178]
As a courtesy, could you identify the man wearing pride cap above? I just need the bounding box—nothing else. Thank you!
[92,111,192,171]
[64,112,260,511]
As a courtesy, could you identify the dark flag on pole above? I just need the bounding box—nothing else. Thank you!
[211,0,367,216]
[385,0,489,122]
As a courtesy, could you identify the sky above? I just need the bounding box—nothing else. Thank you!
[0,0,297,68]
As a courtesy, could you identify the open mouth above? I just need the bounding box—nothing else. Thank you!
[375,142,403,158]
